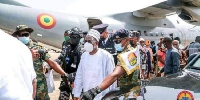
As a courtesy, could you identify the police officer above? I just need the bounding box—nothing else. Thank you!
[80,29,141,100]
[13,25,67,100]
[63,30,71,47]
[58,27,83,100]
[92,24,117,65]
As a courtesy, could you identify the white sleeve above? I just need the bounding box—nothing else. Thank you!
[72,58,83,97]
[25,47,36,81]
[106,54,117,90]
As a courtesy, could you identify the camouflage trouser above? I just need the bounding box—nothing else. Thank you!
[36,74,50,100]
[59,81,72,100]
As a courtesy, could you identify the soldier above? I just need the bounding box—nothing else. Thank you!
[92,24,117,65]
[58,27,83,100]
[80,29,141,100]
[13,25,67,100]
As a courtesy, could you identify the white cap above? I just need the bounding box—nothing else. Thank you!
[87,29,100,42]
[139,38,145,41]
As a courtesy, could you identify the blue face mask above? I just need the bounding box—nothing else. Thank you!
[114,43,124,52]
[18,37,30,44]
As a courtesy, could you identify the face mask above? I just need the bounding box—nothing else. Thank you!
[84,42,94,52]
[114,43,124,52]
[80,38,84,45]
[64,36,70,41]
[18,37,30,44]
[70,38,80,45]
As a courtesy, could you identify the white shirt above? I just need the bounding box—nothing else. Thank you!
[73,48,117,99]
[0,30,36,100]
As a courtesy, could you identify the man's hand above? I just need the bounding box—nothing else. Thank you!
[30,49,40,60]
[81,86,101,100]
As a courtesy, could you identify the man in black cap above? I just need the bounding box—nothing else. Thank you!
[80,29,141,100]
[92,24,117,65]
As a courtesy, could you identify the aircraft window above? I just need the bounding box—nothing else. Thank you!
[169,33,173,40]
[150,32,153,36]
[144,31,148,36]
[155,32,159,36]
[138,30,141,36]
[161,32,164,36]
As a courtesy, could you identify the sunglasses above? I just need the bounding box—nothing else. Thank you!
[18,32,30,37]
[70,35,80,39]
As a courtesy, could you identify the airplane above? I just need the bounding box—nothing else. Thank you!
[0,0,200,48]
[1,0,200,100]
[1,0,200,49]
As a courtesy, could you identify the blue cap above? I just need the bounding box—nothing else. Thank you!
[113,29,130,39]
[92,24,108,34]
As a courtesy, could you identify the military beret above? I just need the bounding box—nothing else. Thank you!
[92,24,108,34]
[113,29,130,39]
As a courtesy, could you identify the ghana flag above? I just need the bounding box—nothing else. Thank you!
[37,13,56,29]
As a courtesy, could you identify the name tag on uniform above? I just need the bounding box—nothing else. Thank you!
[71,64,76,68]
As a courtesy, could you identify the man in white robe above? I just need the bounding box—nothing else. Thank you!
[73,29,117,100]
[0,30,36,100]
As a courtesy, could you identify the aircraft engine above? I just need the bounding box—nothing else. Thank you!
[178,6,200,25]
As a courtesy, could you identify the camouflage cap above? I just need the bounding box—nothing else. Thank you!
[12,25,34,36]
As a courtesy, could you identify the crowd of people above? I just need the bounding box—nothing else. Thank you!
[1,23,200,100]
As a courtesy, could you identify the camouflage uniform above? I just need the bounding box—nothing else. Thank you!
[117,44,140,98]
[28,41,50,100]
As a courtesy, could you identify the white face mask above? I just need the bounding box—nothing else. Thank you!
[84,42,93,52]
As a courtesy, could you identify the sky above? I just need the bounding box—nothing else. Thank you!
[15,0,167,17]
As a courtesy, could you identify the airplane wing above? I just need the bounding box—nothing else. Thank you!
[0,0,28,7]
[132,2,175,19]
[133,0,200,25]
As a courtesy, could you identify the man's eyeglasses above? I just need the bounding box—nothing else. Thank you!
[18,32,30,37]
